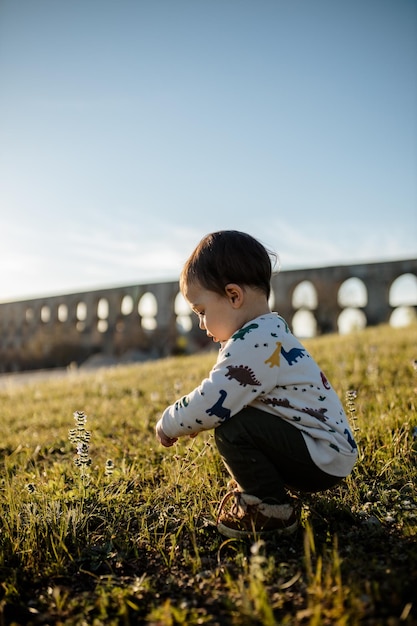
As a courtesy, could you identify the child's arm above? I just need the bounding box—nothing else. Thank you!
[155,419,197,446]
[157,333,278,441]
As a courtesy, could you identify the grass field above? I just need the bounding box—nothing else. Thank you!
[0,323,416,625]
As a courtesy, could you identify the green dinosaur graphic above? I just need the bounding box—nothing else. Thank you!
[231,323,259,341]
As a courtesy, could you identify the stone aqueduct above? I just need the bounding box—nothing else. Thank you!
[0,258,416,373]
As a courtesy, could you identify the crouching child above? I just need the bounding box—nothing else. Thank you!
[156,230,358,538]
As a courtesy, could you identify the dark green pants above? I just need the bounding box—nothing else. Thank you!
[214,406,342,502]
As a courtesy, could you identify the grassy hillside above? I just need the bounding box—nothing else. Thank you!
[0,324,416,625]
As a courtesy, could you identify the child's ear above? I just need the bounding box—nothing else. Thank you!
[225,284,244,307]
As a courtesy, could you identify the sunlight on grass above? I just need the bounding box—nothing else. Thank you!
[0,324,416,623]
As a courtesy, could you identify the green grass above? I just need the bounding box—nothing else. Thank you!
[0,324,416,625]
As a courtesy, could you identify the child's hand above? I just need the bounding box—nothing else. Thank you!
[155,419,178,447]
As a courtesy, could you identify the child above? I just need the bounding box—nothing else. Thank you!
[156,230,358,538]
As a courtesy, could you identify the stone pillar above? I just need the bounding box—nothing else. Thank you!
[362,278,392,325]
[313,280,341,334]
[153,282,180,356]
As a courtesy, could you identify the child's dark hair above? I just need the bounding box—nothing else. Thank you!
[180,230,276,299]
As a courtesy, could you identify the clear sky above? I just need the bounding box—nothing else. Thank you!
[1,0,416,303]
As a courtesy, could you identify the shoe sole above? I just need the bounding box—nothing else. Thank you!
[217,518,299,539]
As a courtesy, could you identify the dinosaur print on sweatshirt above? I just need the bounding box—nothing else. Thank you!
[264,341,281,368]
[205,389,231,421]
[231,323,259,341]
[261,396,291,409]
[320,372,331,389]
[301,406,329,423]
[344,428,357,451]
[175,396,189,411]
[281,345,306,365]
[226,365,261,387]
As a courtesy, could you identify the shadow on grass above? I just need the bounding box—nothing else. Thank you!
[2,495,416,625]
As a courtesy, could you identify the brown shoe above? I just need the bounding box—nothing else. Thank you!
[217,490,299,539]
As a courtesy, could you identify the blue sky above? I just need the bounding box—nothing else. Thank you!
[1,0,416,302]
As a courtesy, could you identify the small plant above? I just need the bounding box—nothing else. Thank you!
[104,458,115,476]
[68,410,92,487]
[345,389,359,433]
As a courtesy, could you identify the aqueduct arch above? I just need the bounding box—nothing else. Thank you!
[0,258,415,372]
[271,259,416,335]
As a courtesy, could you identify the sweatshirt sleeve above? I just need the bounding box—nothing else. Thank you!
[160,326,279,438]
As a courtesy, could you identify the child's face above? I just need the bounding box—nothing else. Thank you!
[184,282,243,344]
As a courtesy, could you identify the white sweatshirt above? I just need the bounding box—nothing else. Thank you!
[160,313,358,477]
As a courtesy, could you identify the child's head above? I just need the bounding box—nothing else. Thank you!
[180,230,275,299]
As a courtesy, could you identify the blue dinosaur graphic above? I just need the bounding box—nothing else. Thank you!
[206,389,231,421]
[344,428,357,450]
[281,345,306,365]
